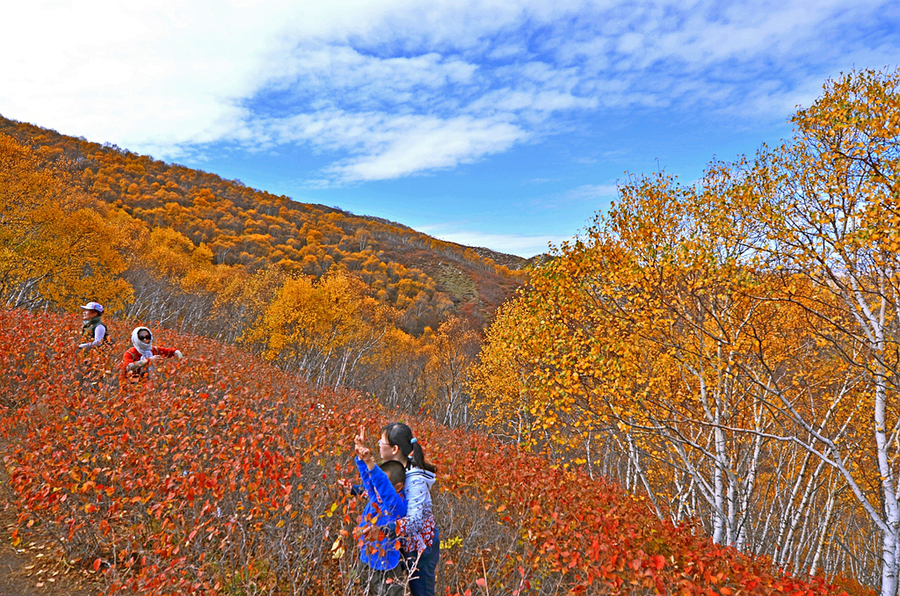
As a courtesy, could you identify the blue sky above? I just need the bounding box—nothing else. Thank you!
[2,0,898,257]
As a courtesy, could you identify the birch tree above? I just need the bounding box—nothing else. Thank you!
[749,69,900,595]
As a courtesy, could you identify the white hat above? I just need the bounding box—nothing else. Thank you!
[80,301,104,313]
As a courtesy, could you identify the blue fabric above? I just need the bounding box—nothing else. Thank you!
[355,457,407,571]
[404,524,440,596]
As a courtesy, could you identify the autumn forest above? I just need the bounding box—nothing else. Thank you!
[2,68,899,595]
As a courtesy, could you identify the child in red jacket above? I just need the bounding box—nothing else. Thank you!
[121,326,183,383]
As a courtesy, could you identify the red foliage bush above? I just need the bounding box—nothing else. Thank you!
[0,311,870,595]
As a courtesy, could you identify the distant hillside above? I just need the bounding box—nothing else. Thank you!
[0,115,527,332]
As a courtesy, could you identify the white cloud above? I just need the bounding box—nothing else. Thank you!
[323,116,527,182]
[1,0,897,181]
[260,110,526,182]
[468,88,596,116]
[271,46,479,104]
[417,226,569,258]
[0,1,275,151]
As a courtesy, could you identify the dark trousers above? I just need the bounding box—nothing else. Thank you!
[403,526,440,596]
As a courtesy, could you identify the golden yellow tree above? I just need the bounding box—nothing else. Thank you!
[470,140,868,580]
[0,133,133,311]
[747,68,900,594]
[471,69,900,590]
[245,270,400,389]
[422,315,481,426]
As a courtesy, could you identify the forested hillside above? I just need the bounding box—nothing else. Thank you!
[0,114,526,335]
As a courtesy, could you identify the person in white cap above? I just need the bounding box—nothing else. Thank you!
[121,326,183,383]
[79,301,108,350]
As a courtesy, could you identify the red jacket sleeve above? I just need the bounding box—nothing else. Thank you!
[152,347,178,358]
[120,348,141,383]
[122,348,140,368]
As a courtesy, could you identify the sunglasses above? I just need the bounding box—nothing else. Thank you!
[138,333,151,341]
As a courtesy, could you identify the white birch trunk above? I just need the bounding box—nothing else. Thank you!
[876,369,900,596]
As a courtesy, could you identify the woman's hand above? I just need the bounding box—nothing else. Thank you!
[354,426,375,469]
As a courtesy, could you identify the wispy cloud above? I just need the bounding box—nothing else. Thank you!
[417,225,568,258]
[1,0,897,184]
[565,184,620,203]
[323,116,526,182]
[250,110,526,183]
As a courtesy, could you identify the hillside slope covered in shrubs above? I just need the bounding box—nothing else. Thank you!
[0,310,867,595]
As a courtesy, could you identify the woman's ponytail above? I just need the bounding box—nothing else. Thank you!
[384,423,436,473]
